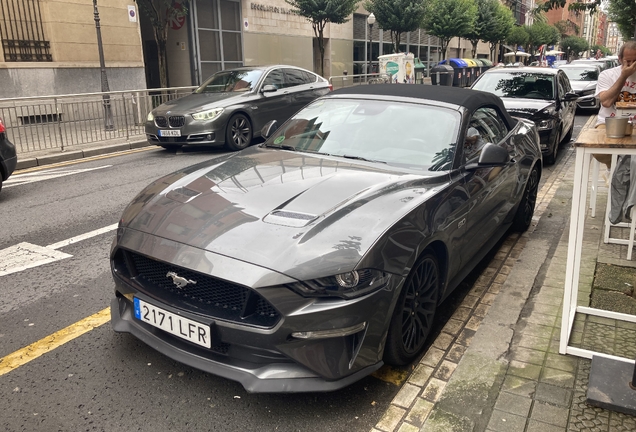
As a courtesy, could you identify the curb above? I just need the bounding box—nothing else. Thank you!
[15,139,151,170]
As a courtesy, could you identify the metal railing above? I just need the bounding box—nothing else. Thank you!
[328,73,392,90]
[0,86,197,154]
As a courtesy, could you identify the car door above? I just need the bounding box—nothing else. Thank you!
[460,107,519,267]
[254,68,292,133]
[557,71,576,135]
[283,68,318,115]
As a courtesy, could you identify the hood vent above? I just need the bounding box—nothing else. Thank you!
[263,210,318,227]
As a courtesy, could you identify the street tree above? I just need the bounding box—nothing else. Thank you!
[422,0,477,60]
[365,0,427,55]
[506,26,529,58]
[525,22,559,57]
[482,3,514,62]
[607,0,636,41]
[134,0,189,89]
[285,0,359,77]
[466,0,500,58]
[560,36,589,61]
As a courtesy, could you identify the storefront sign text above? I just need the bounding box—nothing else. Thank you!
[250,3,299,15]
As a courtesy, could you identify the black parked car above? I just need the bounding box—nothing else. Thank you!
[111,85,541,393]
[471,67,578,164]
[0,117,17,194]
[146,65,331,151]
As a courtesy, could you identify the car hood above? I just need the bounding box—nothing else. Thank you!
[120,147,446,279]
[153,92,249,115]
[501,98,554,118]
[569,81,597,93]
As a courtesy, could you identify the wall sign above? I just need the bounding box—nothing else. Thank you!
[250,3,298,15]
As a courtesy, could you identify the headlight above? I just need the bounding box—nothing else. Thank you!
[286,269,391,299]
[580,89,595,96]
[192,107,224,121]
[537,119,556,130]
[147,111,154,122]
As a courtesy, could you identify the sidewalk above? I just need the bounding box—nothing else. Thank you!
[371,146,636,431]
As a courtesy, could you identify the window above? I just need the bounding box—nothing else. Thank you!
[284,68,309,87]
[263,69,285,89]
[0,0,52,62]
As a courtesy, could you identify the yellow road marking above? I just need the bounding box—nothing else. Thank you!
[15,146,155,174]
[372,365,410,386]
[0,308,110,376]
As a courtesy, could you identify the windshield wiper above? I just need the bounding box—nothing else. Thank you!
[341,154,387,164]
[263,143,297,151]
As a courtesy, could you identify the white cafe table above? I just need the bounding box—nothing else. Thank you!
[559,124,636,361]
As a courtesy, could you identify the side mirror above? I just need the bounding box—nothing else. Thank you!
[465,143,509,170]
[261,120,279,139]
[563,92,579,102]
[261,85,278,93]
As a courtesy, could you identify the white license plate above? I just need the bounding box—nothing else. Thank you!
[133,298,211,348]
[159,129,181,137]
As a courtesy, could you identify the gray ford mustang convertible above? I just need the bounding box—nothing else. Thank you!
[110,84,542,393]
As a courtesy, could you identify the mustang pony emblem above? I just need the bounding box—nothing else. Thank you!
[166,271,197,288]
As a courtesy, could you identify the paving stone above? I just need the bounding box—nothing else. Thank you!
[488,282,504,294]
[486,409,527,432]
[396,423,419,432]
[404,398,434,427]
[420,347,445,368]
[517,334,551,351]
[462,294,480,308]
[530,400,569,428]
[508,360,543,380]
[473,302,491,317]
[445,343,467,363]
[432,332,454,351]
[545,353,578,372]
[376,405,406,432]
[392,383,421,409]
[456,328,476,347]
[493,392,532,417]
[526,419,568,432]
[534,382,572,407]
[451,307,472,323]
[501,375,537,397]
[511,346,547,365]
[422,378,446,402]
[408,364,434,387]
[442,319,464,336]
[433,360,457,381]
[526,311,559,326]
[481,292,497,305]
[539,366,576,388]
[465,315,484,331]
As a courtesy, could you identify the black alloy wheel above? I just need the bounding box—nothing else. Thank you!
[225,113,252,151]
[384,251,440,366]
[512,166,539,232]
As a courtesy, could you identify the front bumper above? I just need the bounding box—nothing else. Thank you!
[110,231,400,392]
[145,116,227,146]
[576,94,600,110]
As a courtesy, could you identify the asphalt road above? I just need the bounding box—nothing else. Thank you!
[0,114,590,432]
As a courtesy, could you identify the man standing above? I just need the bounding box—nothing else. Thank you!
[593,41,636,172]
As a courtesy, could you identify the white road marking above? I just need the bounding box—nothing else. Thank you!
[0,243,72,277]
[0,223,118,277]
[4,165,112,188]
[46,223,118,250]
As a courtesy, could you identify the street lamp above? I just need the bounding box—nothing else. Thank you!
[367,13,375,82]
[93,0,114,131]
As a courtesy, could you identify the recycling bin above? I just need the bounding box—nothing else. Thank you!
[480,58,493,73]
[414,57,426,84]
[462,58,478,86]
[472,59,485,80]
[442,58,468,87]
[430,64,453,86]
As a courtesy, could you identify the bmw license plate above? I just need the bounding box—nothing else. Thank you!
[133,297,211,348]
[158,129,181,137]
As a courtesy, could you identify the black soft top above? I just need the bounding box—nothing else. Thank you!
[331,84,517,129]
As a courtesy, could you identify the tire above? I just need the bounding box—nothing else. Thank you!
[160,144,182,151]
[225,113,252,151]
[383,251,440,366]
[544,129,560,165]
[512,166,539,232]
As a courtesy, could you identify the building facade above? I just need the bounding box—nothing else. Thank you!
[0,0,146,98]
[606,22,622,55]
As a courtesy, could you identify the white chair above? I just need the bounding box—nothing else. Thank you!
[603,154,636,260]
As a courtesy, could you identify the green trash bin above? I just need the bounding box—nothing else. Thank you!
[414,58,427,84]
[462,58,478,86]
[472,59,485,81]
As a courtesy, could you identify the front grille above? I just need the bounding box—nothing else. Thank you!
[117,250,281,328]
[155,116,168,127]
[169,116,185,127]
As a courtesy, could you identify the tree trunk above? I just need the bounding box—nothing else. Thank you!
[471,40,478,58]
[313,22,326,77]
[154,25,169,89]
[457,37,461,58]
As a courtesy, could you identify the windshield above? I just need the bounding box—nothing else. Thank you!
[195,69,263,93]
[561,68,598,82]
[473,72,555,100]
[265,98,460,171]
